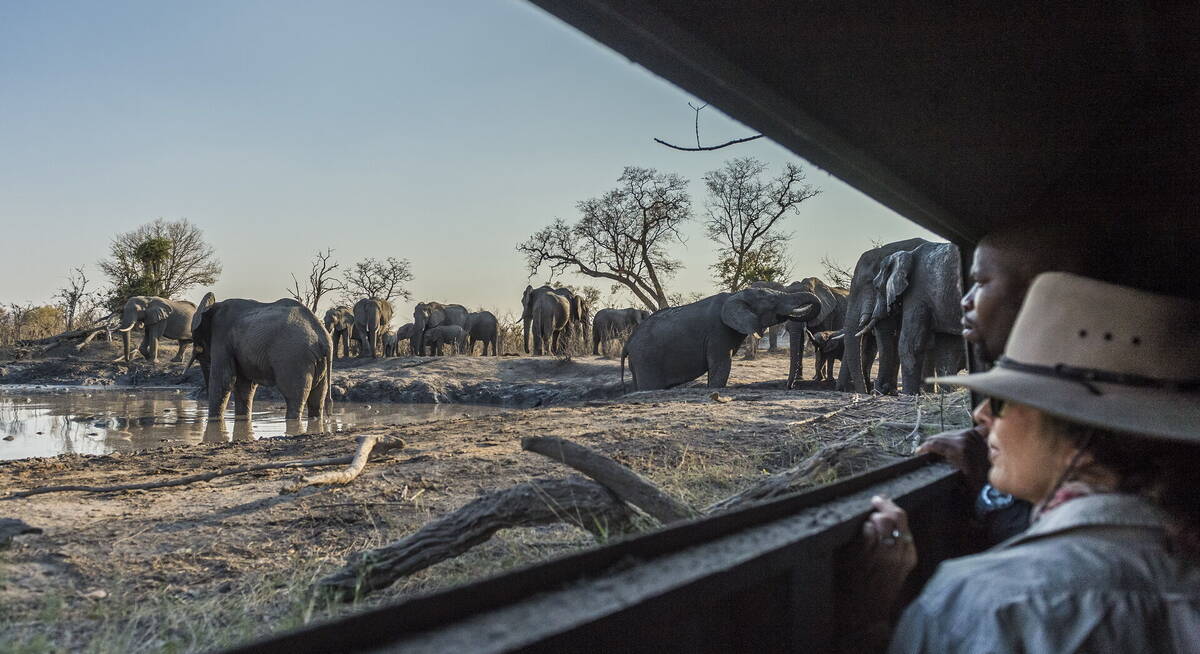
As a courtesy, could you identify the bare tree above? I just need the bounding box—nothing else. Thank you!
[98,218,221,308]
[704,158,819,291]
[819,254,853,288]
[518,167,691,311]
[288,249,346,313]
[55,267,93,330]
[342,257,414,303]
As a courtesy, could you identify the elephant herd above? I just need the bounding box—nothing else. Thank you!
[621,237,966,394]
[322,300,498,358]
[109,236,964,424]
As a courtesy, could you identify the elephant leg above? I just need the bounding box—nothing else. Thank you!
[306,372,327,419]
[207,358,234,418]
[813,353,825,381]
[172,340,190,362]
[874,324,901,395]
[279,374,312,420]
[899,315,932,395]
[707,346,733,388]
[233,377,257,418]
[122,330,133,362]
[861,335,878,394]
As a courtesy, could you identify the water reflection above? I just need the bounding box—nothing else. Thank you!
[0,386,504,460]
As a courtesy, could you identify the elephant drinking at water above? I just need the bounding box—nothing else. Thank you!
[115,296,198,363]
[623,288,821,390]
[188,293,333,420]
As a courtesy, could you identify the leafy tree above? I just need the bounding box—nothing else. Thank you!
[714,242,792,290]
[518,167,691,311]
[703,158,819,291]
[99,219,221,310]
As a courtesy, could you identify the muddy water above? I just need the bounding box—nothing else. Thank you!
[0,386,506,461]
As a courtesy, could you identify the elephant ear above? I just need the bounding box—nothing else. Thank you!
[874,251,914,313]
[720,293,761,335]
[146,300,172,324]
[192,293,217,333]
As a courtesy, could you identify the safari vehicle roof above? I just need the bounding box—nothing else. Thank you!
[531,1,1198,245]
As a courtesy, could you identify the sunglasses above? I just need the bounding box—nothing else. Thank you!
[988,396,1008,417]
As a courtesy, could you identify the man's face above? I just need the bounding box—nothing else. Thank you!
[960,243,1029,362]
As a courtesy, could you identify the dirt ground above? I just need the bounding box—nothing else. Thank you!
[0,344,971,652]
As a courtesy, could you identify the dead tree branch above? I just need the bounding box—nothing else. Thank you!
[280,435,406,493]
[314,477,632,602]
[653,134,764,151]
[522,436,695,524]
[704,442,855,514]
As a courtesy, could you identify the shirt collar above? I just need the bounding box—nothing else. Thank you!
[998,493,1168,550]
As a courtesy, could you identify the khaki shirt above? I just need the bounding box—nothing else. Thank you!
[890,494,1200,653]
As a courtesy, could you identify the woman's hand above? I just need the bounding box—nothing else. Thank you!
[836,495,918,651]
[917,425,990,494]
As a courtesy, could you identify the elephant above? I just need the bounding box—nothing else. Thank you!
[592,308,649,356]
[464,311,499,356]
[521,285,583,353]
[523,285,572,355]
[622,287,822,390]
[807,329,845,382]
[323,306,355,359]
[187,293,333,420]
[854,241,965,394]
[749,278,849,388]
[394,322,416,356]
[423,324,467,355]
[353,298,393,359]
[382,331,399,357]
[413,302,469,356]
[114,296,197,364]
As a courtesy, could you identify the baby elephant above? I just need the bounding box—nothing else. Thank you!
[808,329,845,382]
[423,324,467,355]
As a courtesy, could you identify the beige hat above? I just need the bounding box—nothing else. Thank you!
[929,272,1200,442]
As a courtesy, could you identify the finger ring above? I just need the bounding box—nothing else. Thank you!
[881,529,912,546]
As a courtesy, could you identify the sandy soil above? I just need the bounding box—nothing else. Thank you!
[0,342,965,651]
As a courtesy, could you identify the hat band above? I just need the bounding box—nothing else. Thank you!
[994,356,1200,396]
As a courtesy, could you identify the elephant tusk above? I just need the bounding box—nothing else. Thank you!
[116,324,135,333]
[830,333,845,341]
[854,318,878,338]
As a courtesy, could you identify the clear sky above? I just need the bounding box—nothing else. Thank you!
[0,1,937,320]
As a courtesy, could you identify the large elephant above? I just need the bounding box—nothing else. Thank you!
[423,324,467,355]
[114,296,197,363]
[521,285,583,353]
[323,306,355,359]
[623,288,821,390]
[749,278,849,388]
[855,241,965,394]
[592,307,649,356]
[464,311,499,356]
[523,286,572,355]
[353,298,393,359]
[413,302,469,356]
[188,293,333,420]
[837,238,932,394]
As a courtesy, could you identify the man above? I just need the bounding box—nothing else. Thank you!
[918,221,1098,543]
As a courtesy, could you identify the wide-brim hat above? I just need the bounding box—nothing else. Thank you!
[930,272,1200,442]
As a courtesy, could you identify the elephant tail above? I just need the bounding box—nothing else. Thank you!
[325,349,334,414]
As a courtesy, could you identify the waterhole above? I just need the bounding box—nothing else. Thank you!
[0,386,506,461]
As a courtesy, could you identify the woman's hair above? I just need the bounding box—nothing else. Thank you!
[1044,413,1200,561]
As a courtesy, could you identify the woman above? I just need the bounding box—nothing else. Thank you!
[848,272,1200,653]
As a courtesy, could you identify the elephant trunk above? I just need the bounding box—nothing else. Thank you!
[523,316,531,354]
[122,329,132,362]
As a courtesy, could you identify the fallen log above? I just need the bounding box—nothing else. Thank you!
[704,442,855,514]
[522,436,695,525]
[280,435,406,493]
[314,476,632,602]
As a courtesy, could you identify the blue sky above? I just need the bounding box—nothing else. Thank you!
[0,1,936,317]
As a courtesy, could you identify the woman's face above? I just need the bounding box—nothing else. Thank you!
[974,400,1079,502]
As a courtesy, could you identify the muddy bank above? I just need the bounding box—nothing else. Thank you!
[0,388,970,652]
[1,347,821,408]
